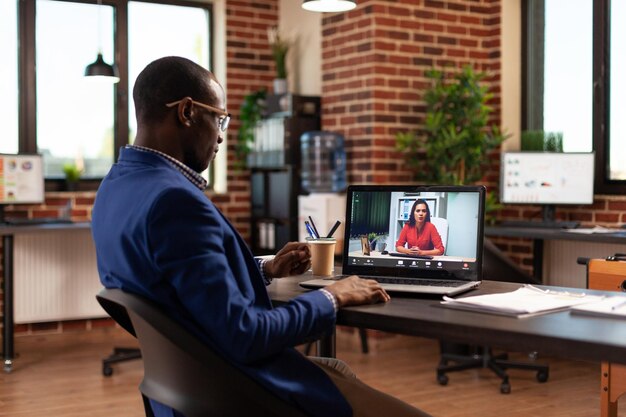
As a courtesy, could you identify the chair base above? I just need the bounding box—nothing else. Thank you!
[436,343,549,394]
[102,346,142,376]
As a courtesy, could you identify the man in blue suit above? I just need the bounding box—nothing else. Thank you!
[92,56,430,417]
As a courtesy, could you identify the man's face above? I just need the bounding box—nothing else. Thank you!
[185,78,226,173]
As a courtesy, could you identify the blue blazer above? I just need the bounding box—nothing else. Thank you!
[92,147,351,417]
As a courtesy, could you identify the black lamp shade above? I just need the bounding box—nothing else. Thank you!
[302,0,356,12]
[84,53,119,82]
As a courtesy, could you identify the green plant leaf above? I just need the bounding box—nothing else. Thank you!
[394,65,507,186]
[235,89,267,170]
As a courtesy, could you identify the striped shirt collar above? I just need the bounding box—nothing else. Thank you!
[126,144,208,191]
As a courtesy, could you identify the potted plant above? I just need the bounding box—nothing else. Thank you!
[395,65,507,215]
[521,130,563,152]
[235,89,266,170]
[62,163,82,191]
[267,26,290,94]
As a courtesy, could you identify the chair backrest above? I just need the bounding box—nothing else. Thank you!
[96,288,308,417]
[430,217,448,254]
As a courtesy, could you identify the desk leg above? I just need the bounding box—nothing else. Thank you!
[2,235,14,373]
[316,329,336,358]
[533,239,544,283]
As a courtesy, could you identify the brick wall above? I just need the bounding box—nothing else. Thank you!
[320,0,502,187]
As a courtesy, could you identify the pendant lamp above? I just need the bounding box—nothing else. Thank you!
[84,0,119,83]
[302,0,356,12]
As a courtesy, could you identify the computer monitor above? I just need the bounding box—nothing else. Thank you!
[0,153,45,223]
[500,152,595,227]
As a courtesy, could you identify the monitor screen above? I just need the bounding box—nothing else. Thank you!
[342,185,485,282]
[0,154,45,205]
[500,152,595,205]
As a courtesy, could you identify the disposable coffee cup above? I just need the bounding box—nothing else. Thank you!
[306,237,336,276]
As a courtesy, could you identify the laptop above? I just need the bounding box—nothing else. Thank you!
[300,185,486,296]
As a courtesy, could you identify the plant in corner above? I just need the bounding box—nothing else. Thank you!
[267,26,290,94]
[395,65,507,218]
[235,89,267,170]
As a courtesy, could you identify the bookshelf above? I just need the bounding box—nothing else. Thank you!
[249,94,320,255]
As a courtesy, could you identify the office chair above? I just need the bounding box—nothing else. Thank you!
[102,346,141,376]
[436,238,549,394]
[430,217,448,254]
[96,288,309,417]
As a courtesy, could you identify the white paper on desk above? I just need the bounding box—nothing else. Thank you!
[563,226,619,234]
[570,297,626,319]
[441,285,604,318]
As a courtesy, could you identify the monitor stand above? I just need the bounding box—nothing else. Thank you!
[500,205,580,229]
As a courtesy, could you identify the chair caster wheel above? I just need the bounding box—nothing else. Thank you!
[437,373,448,386]
[537,370,549,382]
[103,366,113,377]
[500,382,511,394]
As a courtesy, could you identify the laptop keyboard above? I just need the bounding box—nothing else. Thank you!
[349,275,467,288]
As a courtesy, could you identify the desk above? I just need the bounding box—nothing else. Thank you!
[485,226,626,283]
[1,222,91,372]
[267,274,626,365]
[348,250,474,263]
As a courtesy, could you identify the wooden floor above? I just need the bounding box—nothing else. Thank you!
[0,326,623,417]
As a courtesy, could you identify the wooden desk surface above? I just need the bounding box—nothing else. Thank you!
[267,274,626,365]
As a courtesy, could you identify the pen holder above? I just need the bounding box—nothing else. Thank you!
[306,237,336,276]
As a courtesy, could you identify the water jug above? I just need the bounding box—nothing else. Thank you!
[300,131,347,193]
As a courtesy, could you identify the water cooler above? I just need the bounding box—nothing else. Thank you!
[298,131,347,255]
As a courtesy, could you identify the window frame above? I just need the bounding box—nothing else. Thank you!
[16,0,214,191]
[523,0,623,194]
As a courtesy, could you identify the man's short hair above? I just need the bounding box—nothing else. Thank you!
[133,56,217,123]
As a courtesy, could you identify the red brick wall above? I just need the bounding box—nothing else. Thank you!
[217,0,279,236]
[320,0,502,187]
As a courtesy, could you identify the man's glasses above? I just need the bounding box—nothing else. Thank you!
[166,99,231,132]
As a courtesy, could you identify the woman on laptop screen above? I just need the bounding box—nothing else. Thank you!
[395,199,444,256]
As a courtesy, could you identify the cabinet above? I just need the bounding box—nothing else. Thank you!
[249,94,320,255]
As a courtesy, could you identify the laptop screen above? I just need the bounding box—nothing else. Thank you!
[341,185,485,282]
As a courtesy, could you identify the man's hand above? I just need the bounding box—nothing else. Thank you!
[324,275,390,307]
[265,242,311,278]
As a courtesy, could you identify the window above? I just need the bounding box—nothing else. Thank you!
[12,0,213,186]
[0,0,19,154]
[128,2,211,142]
[542,0,592,152]
[36,0,116,178]
[609,0,626,181]
[524,0,623,193]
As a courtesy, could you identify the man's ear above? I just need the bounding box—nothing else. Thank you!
[176,97,194,127]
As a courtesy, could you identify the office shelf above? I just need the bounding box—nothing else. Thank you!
[249,94,320,255]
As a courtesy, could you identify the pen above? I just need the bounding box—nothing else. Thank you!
[304,221,317,238]
[327,220,341,238]
[308,216,320,239]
